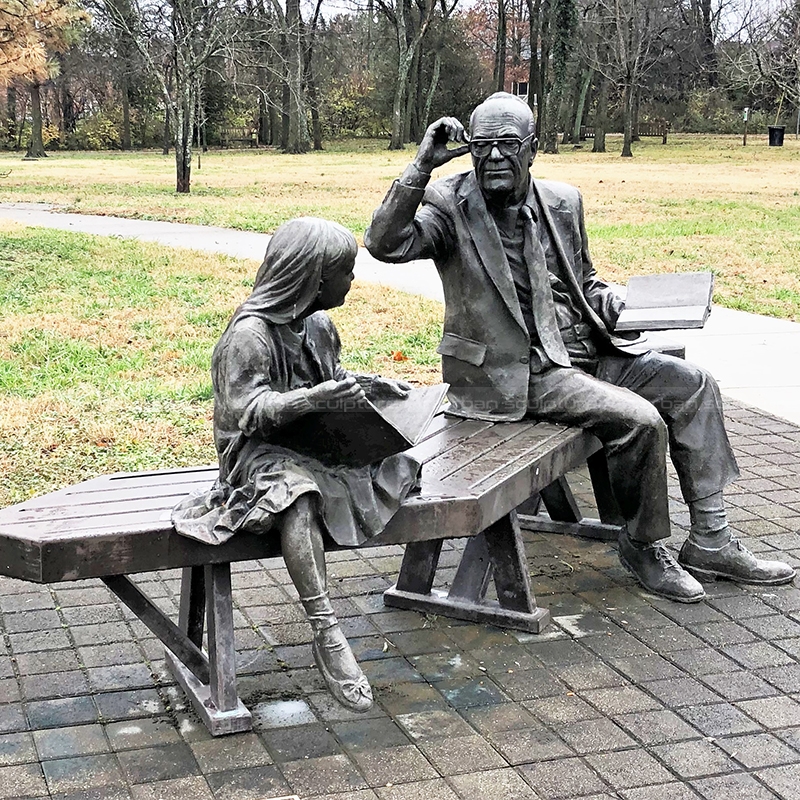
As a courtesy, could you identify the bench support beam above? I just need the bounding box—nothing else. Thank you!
[518,463,624,542]
[167,563,252,736]
[102,575,210,683]
[104,569,252,736]
[384,512,550,633]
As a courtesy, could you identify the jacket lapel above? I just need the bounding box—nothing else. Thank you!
[456,174,527,333]
[531,179,612,342]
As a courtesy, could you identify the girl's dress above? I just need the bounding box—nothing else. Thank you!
[172,310,421,546]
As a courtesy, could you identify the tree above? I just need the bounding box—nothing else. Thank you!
[728,0,800,133]
[0,0,89,158]
[102,0,236,191]
[375,0,439,149]
[542,0,576,152]
[589,0,668,156]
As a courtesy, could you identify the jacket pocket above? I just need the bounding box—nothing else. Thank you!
[436,332,487,367]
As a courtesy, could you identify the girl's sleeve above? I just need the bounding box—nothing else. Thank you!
[219,321,312,435]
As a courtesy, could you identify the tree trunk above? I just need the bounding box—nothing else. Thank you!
[174,81,195,192]
[307,80,322,151]
[631,85,640,141]
[389,0,412,150]
[5,85,17,148]
[280,31,290,150]
[403,45,420,144]
[539,0,555,151]
[699,0,718,88]
[592,72,608,153]
[420,51,442,136]
[543,0,575,154]
[59,65,78,145]
[269,101,280,146]
[121,71,132,150]
[494,0,508,92]
[162,104,171,154]
[571,67,593,143]
[284,0,309,153]
[621,82,634,157]
[302,8,324,151]
[411,38,425,142]
[257,67,269,145]
[389,49,414,149]
[25,83,47,158]
[527,0,543,134]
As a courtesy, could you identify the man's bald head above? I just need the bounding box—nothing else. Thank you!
[470,92,536,140]
[469,93,537,206]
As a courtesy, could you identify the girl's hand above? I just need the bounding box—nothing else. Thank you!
[369,376,412,400]
[308,377,366,406]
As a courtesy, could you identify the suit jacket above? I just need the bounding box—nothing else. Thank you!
[365,168,647,422]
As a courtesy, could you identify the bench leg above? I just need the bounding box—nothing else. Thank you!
[394,540,444,595]
[165,563,252,736]
[518,461,623,542]
[448,534,492,603]
[178,566,205,646]
[384,513,550,633]
[540,476,582,522]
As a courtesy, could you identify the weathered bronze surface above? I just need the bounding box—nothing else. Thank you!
[366,91,794,601]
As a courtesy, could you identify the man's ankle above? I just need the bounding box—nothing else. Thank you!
[688,527,731,551]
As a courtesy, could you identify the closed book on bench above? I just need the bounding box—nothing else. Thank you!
[271,383,449,468]
[614,272,714,332]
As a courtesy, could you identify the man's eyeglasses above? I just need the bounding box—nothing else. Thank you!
[468,134,533,158]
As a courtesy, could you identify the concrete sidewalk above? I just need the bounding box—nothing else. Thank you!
[1,202,798,425]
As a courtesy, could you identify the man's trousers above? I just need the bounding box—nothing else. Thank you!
[526,352,739,544]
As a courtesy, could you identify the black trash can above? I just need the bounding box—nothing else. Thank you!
[768,125,786,146]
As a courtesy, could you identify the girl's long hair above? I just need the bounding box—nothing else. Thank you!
[233,217,357,325]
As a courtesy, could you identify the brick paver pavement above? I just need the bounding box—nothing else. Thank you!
[1,400,799,800]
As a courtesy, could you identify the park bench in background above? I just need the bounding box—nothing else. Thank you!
[580,121,670,144]
[637,121,670,144]
[220,126,258,148]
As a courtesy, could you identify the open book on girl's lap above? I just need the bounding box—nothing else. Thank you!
[272,384,449,468]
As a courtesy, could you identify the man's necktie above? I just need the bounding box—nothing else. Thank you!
[520,205,571,368]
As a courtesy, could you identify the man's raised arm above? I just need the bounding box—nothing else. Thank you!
[365,117,469,263]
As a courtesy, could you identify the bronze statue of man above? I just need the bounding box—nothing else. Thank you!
[365,92,795,602]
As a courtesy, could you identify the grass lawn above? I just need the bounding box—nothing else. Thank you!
[2,134,800,320]
[0,222,443,506]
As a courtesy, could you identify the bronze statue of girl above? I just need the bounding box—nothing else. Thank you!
[173,217,420,712]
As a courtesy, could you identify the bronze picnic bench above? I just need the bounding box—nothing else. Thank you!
[0,413,627,736]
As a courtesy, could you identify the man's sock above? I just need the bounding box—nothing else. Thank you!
[688,491,731,550]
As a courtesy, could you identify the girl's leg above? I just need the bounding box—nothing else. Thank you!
[280,495,372,711]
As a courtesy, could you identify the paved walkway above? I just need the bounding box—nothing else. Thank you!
[0,400,799,800]
[2,203,800,800]
[2,202,799,426]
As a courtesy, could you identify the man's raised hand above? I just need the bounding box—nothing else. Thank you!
[414,117,470,175]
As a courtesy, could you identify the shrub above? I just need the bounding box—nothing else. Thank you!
[679,89,769,134]
[68,112,122,150]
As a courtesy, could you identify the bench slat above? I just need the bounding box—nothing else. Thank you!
[423,422,537,484]
[84,467,217,493]
[406,418,493,465]
[0,508,175,540]
[453,423,569,490]
[3,492,194,532]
